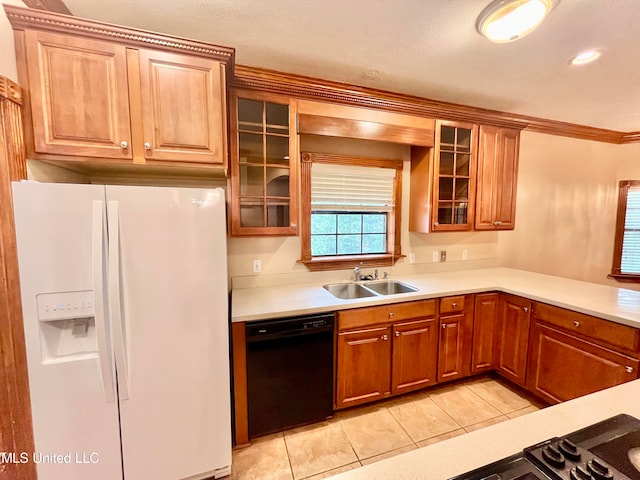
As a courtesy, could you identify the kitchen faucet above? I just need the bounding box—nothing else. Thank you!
[353,265,361,281]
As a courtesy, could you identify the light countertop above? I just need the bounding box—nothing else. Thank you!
[231,267,640,328]
[326,378,640,480]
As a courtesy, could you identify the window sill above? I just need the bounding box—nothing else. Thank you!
[298,254,404,272]
[608,273,640,283]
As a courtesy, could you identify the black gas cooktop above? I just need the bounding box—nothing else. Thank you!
[449,414,640,480]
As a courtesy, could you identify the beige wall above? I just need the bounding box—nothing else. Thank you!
[497,131,640,290]
[228,134,500,285]
[0,1,25,81]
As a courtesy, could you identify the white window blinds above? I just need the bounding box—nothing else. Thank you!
[311,163,396,212]
[621,185,640,274]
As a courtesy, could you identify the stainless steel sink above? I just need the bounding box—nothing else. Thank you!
[323,282,378,299]
[363,280,419,295]
[323,280,418,299]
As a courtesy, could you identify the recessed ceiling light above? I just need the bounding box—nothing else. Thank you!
[477,0,560,43]
[569,50,602,65]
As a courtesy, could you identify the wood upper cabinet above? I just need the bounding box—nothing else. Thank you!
[12,11,231,167]
[496,294,531,386]
[23,30,132,159]
[336,326,391,409]
[475,126,520,230]
[437,295,473,382]
[135,49,227,165]
[472,292,500,373]
[431,120,478,231]
[391,318,438,394]
[527,321,639,404]
[229,90,299,236]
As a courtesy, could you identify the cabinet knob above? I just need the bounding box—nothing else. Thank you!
[493,221,503,226]
[120,141,128,149]
[388,312,394,319]
[451,302,457,308]
[625,366,634,374]
[573,320,580,327]
[395,331,400,337]
[523,306,529,312]
[442,324,447,329]
[381,334,388,341]
[144,142,152,150]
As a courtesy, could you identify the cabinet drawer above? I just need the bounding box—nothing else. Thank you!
[337,299,436,331]
[534,303,640,354]
[440,295,465,314]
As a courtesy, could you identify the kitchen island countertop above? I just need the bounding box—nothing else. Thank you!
[325,378,640,480]
[232,267,640,329]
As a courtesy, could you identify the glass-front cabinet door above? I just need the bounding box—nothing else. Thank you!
[431,120,478,231]
[230,90,299,235]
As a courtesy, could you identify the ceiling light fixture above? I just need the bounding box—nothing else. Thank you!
[569,50,602,65]
[477,0,560,43]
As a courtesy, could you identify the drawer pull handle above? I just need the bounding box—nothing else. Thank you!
[388,312,394,318]
[395,331,400,337]
[523,307,529,312]
[451,302,458,308]
[382,335,388,341]
[442,324,447,329]
[626,366,634,374]
[573,321,580,327]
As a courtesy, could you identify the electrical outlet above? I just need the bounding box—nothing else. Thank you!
[440,250,447,262]
[409,252,416,264]
[252,259,262,273]
[432,251,439,263]
[462,249,468,260]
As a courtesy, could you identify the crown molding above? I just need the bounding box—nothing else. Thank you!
[3,4,235,64]
[0,76,23,106]
[232,65,630,145]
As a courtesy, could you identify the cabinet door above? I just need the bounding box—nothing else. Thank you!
[136,49,227,165]
[527,322,639,404]
[437,310,473,382]
[230,90,299,236]
[496,295,531,386]
[472,293,499,373]
[475,126,520,230]
[431,120,478,232]
[391,318,438,394]
[24,30,132,159]
[336,326,391,409]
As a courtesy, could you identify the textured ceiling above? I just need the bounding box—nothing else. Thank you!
[62,0,640,132]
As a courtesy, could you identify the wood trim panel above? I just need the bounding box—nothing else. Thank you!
[298,114,434,146]
[233,65,631,144]
[610,180,640,281]
[0,77,36,480]
[4,4,235,64]
[231,322,250,447]
[22,0,72,15]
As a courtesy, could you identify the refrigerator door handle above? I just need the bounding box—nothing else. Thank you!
[92,200,116,403]
[108,200,130,400]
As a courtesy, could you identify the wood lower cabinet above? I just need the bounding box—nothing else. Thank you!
[472,292,500,373]
[14,13,230,166]
[527,322,639,404]
[437,295,473,382]
[336,326,391,409]
[392,318,438,394]
[335,299,437,409]
[496,294,531,386]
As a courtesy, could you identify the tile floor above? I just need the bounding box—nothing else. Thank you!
[230,376,545,480]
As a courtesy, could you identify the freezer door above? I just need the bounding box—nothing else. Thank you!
[11,182,122,480]
[105,186,231,479]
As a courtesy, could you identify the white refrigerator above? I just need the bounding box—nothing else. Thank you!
[11,182,232,480]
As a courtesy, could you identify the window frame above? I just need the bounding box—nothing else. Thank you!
[299,152,403,271]
[610,180,640,282]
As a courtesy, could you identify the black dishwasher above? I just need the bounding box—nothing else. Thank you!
[246,312,334,437]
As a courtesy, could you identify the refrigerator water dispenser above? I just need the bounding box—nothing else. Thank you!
[36,291,98,363]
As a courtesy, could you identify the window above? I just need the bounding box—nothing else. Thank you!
[611,180,640,281]
[299,152,403,271]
